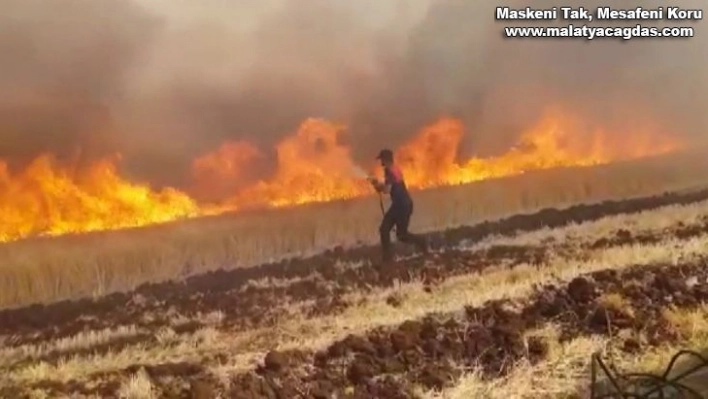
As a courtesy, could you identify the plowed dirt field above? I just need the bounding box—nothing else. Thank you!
[2,189,708,398]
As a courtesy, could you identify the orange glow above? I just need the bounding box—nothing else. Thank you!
[0,108,683,242]
[395,108,681,188]
[227,118,371,209]
[0,154,200,242]
[190,140,262,203]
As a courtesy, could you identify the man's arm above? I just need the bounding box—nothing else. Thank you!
[368,177,391,194]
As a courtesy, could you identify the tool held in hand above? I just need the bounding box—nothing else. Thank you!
[369,177,386,216]
[352,156,428,263]
[350,165,386,216]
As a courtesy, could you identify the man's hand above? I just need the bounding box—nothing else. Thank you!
[367,176,384,192]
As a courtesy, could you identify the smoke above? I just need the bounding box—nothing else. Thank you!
[1,0,706,187]
[0,0,159,166]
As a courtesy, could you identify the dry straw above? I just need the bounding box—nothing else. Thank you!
[1,150,708,309]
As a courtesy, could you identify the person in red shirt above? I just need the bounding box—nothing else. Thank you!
[369,149,428,262]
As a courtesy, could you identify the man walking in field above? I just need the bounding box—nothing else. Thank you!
[369,149,429,262]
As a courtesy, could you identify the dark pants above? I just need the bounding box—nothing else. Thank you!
[379,201,427,261]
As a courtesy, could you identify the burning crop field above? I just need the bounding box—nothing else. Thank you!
[3,187,708,398]
[2,0,708,397]
[0,110,682,243]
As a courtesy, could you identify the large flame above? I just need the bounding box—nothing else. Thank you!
[228,118,371,209]
[398,108,680,188]
[0,154,200,242]
[0,108,682,242]
[190,140,262,204]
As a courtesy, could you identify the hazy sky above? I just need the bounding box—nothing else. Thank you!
[1,0,705,187]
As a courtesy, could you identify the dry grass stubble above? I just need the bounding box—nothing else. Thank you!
[6,232,707,388]
[2,150,708,310]
[427,306,708,399]
[467,197,708,251]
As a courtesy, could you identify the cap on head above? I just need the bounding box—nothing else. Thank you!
[376,148,394,162]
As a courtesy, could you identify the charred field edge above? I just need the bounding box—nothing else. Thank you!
[2,188,708,343]
[12,254,708,398]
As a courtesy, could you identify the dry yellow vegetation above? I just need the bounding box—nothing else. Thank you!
[424,308,708,399]
[2,185,708,397]
[1,150,708,310]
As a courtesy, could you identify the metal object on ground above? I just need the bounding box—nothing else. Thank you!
[590,350,708,398]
